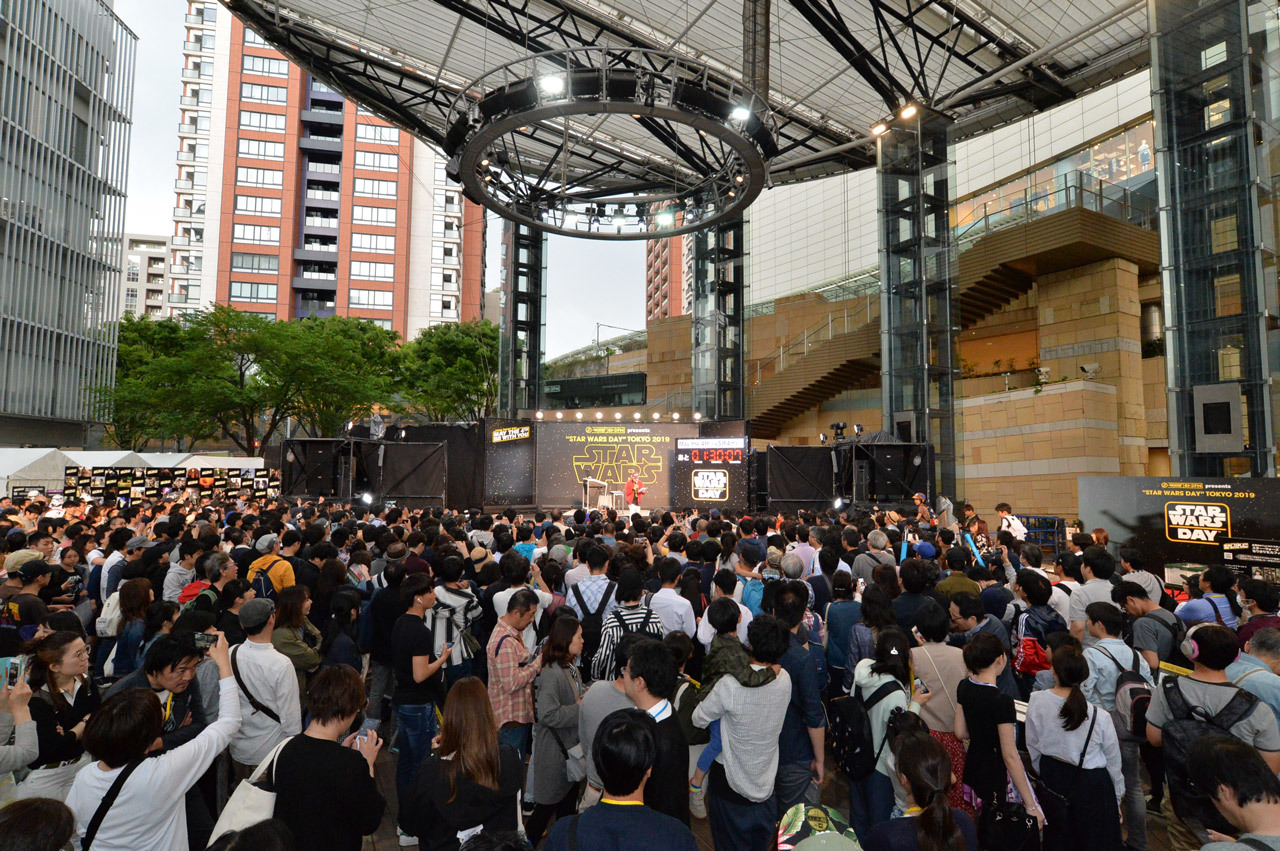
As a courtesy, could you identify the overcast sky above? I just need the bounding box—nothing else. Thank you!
[115,0,645,360]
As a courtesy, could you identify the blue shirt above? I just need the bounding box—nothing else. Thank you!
[513,542,537,561]
[1083,637,1153,712]
[1177,593,1239,629]
[778,632,826,765]
[545,801,697,851]
[1226,653,1280,726]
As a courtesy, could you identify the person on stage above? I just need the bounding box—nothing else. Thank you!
[625,472,646,515]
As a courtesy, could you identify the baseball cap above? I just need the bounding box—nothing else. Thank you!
[548,544,570,564]
[239,597,275,630]
[255,533,279,553]
[15,560,52,582]
[4,550,46,576]
[914,541,938,560]
[125,536,154,551]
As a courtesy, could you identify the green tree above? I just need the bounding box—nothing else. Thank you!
[289,316,403,437]
[402,320,499,421]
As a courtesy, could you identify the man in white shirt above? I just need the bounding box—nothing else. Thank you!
[568,544,617,622]
[649,557,696,638]
[696,571,753,649]
[227,597,301,774]
[995,503,1028,541]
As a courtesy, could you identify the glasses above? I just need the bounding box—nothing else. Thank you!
[69,649,90,660]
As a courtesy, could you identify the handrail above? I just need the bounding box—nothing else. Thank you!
[751,290,878,386]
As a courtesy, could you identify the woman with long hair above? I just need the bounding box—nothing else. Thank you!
[139,600,180,659]
[525,615,585,844]
[1091,528,1110,550]
[865,734,977,851]
[873,562,902,602]
[909,601,974,818]
[401,677,524,850]
[7,631,99,801]
[848,627,931,839]
[843,586,899,688]
[310,558,353,632]
[271,585,323,708]
[678,566,705,619]
[107,578,153,679]
[320,588,363,671]
[1025,646,1122,851]
[965,518,991,555]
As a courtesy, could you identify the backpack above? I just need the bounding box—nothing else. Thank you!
[1161,676,1259,833]
[572,582,615,667]
[96,591,123,637]
[829,679,904,780]
[1012,607,1063,675]
[740,578,765,616]
[1139,611,1193,670]
[1096,645,1152,738]
[181,585,218,614]
[248,557,287,602]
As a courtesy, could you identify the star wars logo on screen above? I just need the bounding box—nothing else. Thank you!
[571,444,661,487]
[692,469,729,502]
[1165,501,1231,543]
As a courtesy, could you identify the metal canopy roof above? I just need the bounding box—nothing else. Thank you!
[223,0,1149,186]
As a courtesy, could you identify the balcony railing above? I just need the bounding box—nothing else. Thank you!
[306,189,339,201]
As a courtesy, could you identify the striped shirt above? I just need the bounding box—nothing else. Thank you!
[590,604,664,682]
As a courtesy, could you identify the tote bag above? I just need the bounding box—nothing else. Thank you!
[207,736,293,846]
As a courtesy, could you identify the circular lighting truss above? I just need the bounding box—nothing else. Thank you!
[445,47,778,240]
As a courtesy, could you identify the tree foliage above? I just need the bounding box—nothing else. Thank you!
[401,320,500,422]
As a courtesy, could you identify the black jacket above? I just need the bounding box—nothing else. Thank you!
[105,668,208,752]
[645,714,690,826]
[400,744,523,850]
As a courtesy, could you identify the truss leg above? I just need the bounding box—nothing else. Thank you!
[498,222,547,416]
[692,218,747,420]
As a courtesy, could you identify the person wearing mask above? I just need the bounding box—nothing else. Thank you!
[909,600,972,816]
[227,597,302,778]
[955,633,1042,830]
[1081,602,1152,851]
[1238,580,1280,650]
[772,581,827,818]
[64,634,240,851]
[545,709,698,851]
[692,615,794,851]
[525,615,585,845]
[272,665,386,851]
[215,579,254,646]
[270,585,323,709]
[1188,735,1280,851]
[1069,546,1122,648]
[1025,646,1123,851]
[622,638,689,825]
[863,734,978,851]
[9,631,98,801]
[848,627,929,839]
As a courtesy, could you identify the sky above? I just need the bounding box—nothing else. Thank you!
[114,1,645,360]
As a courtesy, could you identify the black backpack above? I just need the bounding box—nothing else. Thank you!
[829,679,904,780]
[572,582,616,666]
[1161,676,1260,833]
[1139,612,1193,670]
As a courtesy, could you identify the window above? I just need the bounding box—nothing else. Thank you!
[236,167,282,187]
[353,205,396,225]
[233,224,280,245]
[241,83,287,104]
[126,258,140,283]
[229,281,278,303]
[243,28,268,47]
[349,289,394,309]
[354,178,397,198]
[240,110,285,133]
[230,252,279,273]
[356,124,399,144]
[430,294,458,318]
[355,150,398,171]
[351,233,395,253]
[350,261,394,281]
[124,287,138,313]
[434,162,448,184]
[242,55,289,77]
[311,79,334,94]
[234,195,282,216]
[238,138,285,160]
[364,318,393,330]
[431,269,459,291]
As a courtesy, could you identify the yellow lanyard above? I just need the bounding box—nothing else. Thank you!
[903,806,924,816]
[161,692,174,725]
[601,799,643,806]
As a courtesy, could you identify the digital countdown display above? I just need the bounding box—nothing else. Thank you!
[671,437,748,513]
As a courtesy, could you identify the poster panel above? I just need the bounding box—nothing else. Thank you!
[535,422,698,509]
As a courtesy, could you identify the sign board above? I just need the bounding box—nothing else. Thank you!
[671,437,748,514]
[1221,537,1280,582]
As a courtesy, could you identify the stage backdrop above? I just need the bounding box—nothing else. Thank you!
[484,418,536,506]
[1078,476,1280,579]
[535,422,700,509]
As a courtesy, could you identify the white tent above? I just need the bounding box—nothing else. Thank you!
[183,455,265,470]
[63,450,149,470]
[0,448,78,498]
[137,453,194,468]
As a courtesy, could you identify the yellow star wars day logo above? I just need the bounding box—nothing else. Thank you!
[693,469,729,501]
[1165,501,1230,544]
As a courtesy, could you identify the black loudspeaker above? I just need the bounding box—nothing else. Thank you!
[853,461,871,503]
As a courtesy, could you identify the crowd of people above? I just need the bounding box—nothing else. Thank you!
[0,490,1276,851]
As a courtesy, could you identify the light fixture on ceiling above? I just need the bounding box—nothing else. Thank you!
[539,75,565,95]
[633,412,641,420]
[595,411,603,419]
[652,412,660,420]
[555,411,564,420]
[655,211,674,227]
[575,411,583,420]
[871,123,888,136]
[730,105,751,121]
[693,412,702,421]
[900,104,917,119]
[672,412,680,420]
[535,411,544,420]
[614,412,623,420]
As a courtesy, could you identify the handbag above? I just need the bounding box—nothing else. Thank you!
[549,727,588,783]
[1029,708,1098,829]
[207,736,293,846]
[978,757,1044,851]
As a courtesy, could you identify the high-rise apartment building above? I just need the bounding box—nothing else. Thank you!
[644,236,684,321]
[168,3,482,338]
[0,0,136,446]
[120,235,170,318]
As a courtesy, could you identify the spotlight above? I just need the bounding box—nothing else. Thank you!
[539,75,565,95]
[612,208,626,227]
[361,492,374,505]
[652,412,660,420]
[871,123,888,136]
[820,433,828,444]
[656,211,675,227]
[555,411,564,420]
[730,105,751,122]
[564,212,579,227]
[698,129,707,137]
[900,104,917,119]
[575,411,583,420]
[728,190,736,198]
[693,412,702,421]
[834,498,844,510]
[1080,362,1101,379]
[633,412,641,421]
[480,155,491,167]
[595,411,603,420]
[830,421,847,439]
[631,113,641,119]
[672,412,680,420]
[615,412,623,420]
[853,423,865,436]
[345,420,354,431]
[536,411,544,420]
[735,174,744,184]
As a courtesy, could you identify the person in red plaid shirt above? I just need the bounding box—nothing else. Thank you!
[486,588,544,759]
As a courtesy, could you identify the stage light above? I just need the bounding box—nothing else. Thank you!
[612,208,626,227]
[595,411,603,420]
[536,411,544,420]
[672,412,680,420]
[871,123,888,136]
[633,412,641,420]
[900,104,917,119]
[345,420,354,431]
[834,498,844,509]
[539,75,565,95]
[652,412,660,420]
[730,105,751,121]
[853,423,864,436]
[555,411,564,420]
[735,174,744,184]
[656,211,674,227]
[564,212,579,227]
[575,411,583,420]
[480,155,491,167]
[614,412,623,420]
[831,421,847,439]
[693,412,702,421]
[361,492,374,505]
[820,433,827,444]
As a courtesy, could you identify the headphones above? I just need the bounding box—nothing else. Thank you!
[1180,623,1207,661]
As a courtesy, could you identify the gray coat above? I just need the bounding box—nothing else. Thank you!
[531,663,581,804]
